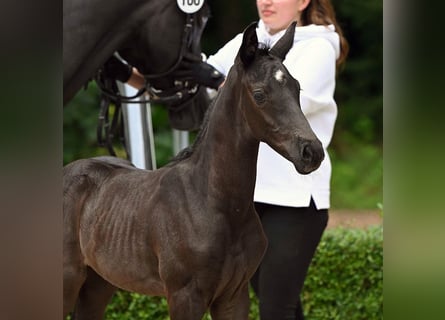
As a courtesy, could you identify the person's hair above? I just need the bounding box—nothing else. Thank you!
[299,0,349,68]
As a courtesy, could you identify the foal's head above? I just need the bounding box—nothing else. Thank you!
[235,22,324,174]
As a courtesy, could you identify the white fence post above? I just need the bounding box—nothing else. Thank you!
[118,83,156,170]
[173,130,190,155]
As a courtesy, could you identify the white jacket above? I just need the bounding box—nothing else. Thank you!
[207,20,340,209]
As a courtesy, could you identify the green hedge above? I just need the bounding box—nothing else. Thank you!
[302,226,383,319]
[103,226,382,319]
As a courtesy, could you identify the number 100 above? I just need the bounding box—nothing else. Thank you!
[183,0,200,5]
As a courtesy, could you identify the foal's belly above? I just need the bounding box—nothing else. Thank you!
[84,243,166,296]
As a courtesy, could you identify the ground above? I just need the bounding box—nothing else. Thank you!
[327,210,382,229]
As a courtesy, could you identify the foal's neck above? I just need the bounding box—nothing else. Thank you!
[193,78,260,201]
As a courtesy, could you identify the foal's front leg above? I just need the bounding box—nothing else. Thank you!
[167,284,208,320]
[210,283,250,320]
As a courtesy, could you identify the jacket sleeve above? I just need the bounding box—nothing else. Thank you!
[206,33,244,76]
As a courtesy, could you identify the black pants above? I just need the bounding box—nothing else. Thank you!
[250,199,328,320]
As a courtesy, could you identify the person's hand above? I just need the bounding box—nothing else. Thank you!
[191,61,225,89]
[102,55,133,83]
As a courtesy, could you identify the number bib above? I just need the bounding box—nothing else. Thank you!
[177,0,204,14]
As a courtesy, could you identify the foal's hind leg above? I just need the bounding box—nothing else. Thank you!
[72,267,117,320]
[63,247,87,319]
[63,264,86,318]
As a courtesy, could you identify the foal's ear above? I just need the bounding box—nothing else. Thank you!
[269,21,297,61]
[239,21,259,67]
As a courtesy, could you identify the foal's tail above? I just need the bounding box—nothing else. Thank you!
[63,156,135,205]
[63,159,99,219]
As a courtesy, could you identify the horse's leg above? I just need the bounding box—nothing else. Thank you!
[232,284,251,319]
[209,284,250,320]
[167,285,208,320]
[72,267,117,320]
[63,172,92,318]
[63,264,86,318]
[63,244,87,319]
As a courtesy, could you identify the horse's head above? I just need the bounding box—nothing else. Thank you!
[117,1,222,92]
[235,22,324,174]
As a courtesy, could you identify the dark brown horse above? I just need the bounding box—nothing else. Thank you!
[63,21,324,319]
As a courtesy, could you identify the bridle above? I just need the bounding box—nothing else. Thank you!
[95,11,204,157]
[95,13,200,105]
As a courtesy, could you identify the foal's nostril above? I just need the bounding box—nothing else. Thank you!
[301,144,313,161]
[295,139,325,174]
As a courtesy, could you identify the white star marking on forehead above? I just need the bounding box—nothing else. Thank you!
[274,69,285,83]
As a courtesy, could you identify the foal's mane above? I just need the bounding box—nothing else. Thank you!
[166,42,271,166]
[166,96,216,166]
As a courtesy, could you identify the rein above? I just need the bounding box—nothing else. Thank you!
[96,78,127,157]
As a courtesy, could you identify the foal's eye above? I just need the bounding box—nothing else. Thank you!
[253,90,266,104]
